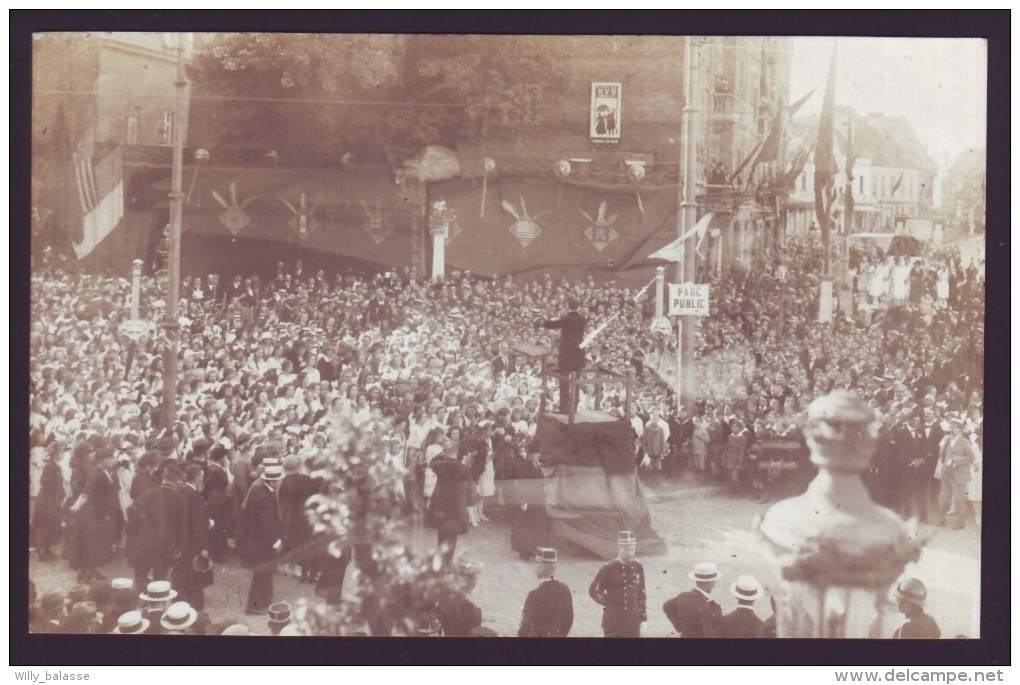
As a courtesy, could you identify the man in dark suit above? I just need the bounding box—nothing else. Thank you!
[518,547,573,637]
[918,409,946,524]
[129,462,186,591]
[538,295,587,414]
[490,341,516,380]
[589,531,646,637]
[174,464,213,611]
[241,464,284,615]
[436,562,483,637]
[897,414,926,520]
[719,575,764,638]
[662,561,723,637]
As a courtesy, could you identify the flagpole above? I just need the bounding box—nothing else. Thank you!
[161,34,188,431]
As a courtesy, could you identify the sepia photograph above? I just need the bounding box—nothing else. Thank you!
[16,11,1005,667]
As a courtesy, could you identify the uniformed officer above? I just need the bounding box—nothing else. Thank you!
[662,561,723,637]
[892,577,941,639]
[719,574,764,638]
[518,547,574,637]
[588,531,647,637]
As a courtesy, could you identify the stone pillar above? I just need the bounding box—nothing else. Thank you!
[430,221,448,283]
[654,266,665,318]
[757,391,922,638]
[131,258,143,319]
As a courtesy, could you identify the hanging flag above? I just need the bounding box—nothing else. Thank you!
[813,48,838,234]
[648,212,715,262]
[729,136,766,184]
[891,172,904,197]
[844,115,856,234]
[739,85,818,181]
[780,142,813,189]
[71,129,125,260]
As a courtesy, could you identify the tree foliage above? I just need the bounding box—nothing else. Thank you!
[290,409,472,636]
[188,33,568,166]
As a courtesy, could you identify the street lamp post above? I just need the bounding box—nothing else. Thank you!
[161,34,188,431]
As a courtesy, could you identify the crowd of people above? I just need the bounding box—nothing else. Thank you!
[28,230,984,635]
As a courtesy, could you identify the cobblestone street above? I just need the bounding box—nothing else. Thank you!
[29,477,981,638]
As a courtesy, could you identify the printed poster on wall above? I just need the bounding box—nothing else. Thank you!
[590,82,622,146]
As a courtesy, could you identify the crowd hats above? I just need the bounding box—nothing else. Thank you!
[268,601,292,625]
[730,574,764,602]
[139,580,177,604]
[535,547,557,564]
[263,464,285,481]
[112,610,150,634]
[689,562,721,583]
[617,530,637,546]
[896,577,927,606]
[220,624,250,636]
[160,601,199,632]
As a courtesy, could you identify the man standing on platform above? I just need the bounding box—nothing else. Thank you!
[518,547,573,637]
[536,295,587,414]
[588,531,646,637]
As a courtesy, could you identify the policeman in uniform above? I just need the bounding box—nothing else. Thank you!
[518,547,574,637]
[662,561,723,637]
[588,531,646,637]
[892,577,941,639]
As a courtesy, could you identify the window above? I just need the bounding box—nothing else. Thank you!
[161,111,174,145]
[859,174,864,195]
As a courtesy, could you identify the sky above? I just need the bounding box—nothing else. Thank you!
[788,36,987,172]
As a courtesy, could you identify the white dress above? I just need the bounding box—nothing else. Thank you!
[892,265,911,301]
[936,269,950,301]
[479,456,496,497]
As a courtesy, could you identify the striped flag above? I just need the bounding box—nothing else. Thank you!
[70,127,125,259]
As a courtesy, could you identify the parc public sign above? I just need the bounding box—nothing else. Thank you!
[668,283,710,316]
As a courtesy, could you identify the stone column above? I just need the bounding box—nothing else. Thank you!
[757,391,922,638]
[131,258,143,319]
[430,220,448,283]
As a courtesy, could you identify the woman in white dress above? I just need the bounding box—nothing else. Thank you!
[935,267,950,306]
[891,256,911,302]
[868,259,889,303]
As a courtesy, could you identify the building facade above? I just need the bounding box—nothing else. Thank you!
[33,34,792,286]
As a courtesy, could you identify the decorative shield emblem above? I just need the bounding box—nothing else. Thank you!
[280,193,321,241]
[501,196,549,248]
[211,182,256,235]
[360,198,393,245]
[579,201,620,252]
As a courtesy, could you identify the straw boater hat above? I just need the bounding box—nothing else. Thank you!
[617,531,637,546]
[160,601,198,632]
[112,610,150,634]
[268,602,292,625]
[220,624,250,636]
[262,464,284,481]
[730,574,764,602]
[535,547,557,564]
[139,580,177,604]
[688,562,721,583]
